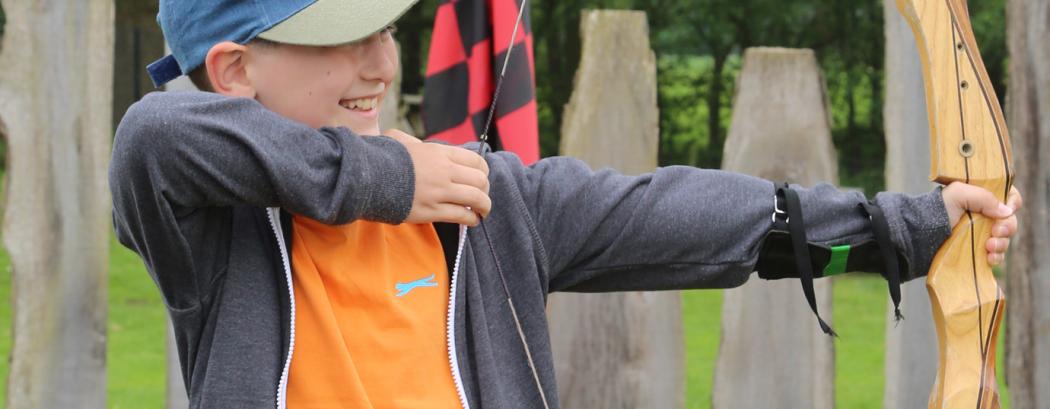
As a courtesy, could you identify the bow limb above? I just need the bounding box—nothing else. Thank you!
[896,0,1014,408]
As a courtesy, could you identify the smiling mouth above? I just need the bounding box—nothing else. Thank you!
[339,97,379,112]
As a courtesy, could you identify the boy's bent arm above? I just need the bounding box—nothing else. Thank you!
[111,91,414,225]
[499,153,951,292]
[110,91,415,310]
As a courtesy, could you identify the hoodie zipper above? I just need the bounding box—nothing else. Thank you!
[268,210,469,409]
[447,225,471,409]
[267,208,296,409]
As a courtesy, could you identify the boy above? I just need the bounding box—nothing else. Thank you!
[111,0,1021,408]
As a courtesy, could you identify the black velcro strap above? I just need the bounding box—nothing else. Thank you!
[777,183,836,337]
[858,201,904,322]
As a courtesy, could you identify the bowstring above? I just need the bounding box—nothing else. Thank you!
[476,0,528,153]
[470,1,550,408]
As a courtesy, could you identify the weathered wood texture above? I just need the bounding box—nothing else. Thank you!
[558,11,660,175]
[882,1,938,407]
[900,1,1014,407]
[548,10,682,409]
[165,322,187,408]
[896,0,1013,407]
[0,1,114,408]
[713,47,836,409]
[1004,0,1050,407]
[163,73,195,409]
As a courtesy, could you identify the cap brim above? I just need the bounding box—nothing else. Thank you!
[257,0,418,46]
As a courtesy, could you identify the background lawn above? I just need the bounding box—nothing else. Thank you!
[0,235,167,408]
[0,238,1010,408]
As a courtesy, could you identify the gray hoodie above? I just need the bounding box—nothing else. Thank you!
[110,91,951,409]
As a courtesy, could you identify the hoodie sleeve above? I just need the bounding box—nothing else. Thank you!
[494,152,951,292]
[110,91,415,225]
[109,91,416,309]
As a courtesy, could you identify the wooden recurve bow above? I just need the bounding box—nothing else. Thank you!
[896,0,1014,408]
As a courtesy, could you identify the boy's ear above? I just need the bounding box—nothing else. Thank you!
[204,42,256,98]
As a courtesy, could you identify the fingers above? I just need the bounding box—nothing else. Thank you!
[990,215,1017,238]
[440,184,492,218]
[971,187,1013,219]
[943,182,1022,266]
[402,141,493,226]
[986,237,1009,253]
[986,193,1019,266]
[944,182,1013,222]
[984,187,1022,266]
[985,232,1011,266]
[430,203,482,226]
[448,146,490,176]
[450,163,490,195]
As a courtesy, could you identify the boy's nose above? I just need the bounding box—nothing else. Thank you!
[357,33,397,83]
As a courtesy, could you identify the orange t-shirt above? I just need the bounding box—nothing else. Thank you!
[286,216,461,409]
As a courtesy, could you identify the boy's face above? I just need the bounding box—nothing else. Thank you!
[244,29,398,135]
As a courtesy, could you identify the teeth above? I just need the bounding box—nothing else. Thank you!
[341,97,377,111]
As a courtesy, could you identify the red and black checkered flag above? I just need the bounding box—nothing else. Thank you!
[423,0,539,165]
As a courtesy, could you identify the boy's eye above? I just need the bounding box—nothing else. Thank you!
[383,24,398,35]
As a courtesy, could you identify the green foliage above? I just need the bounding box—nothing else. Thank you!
[656,54,740,168]
[395,0,1006,194]
[970,0,1008,103]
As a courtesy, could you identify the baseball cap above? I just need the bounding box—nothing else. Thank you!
[148,0,418,87]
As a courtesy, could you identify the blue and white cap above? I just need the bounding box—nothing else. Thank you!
[149,0,418,87]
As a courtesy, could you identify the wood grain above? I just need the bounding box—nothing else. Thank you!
[714,47,836,409]
[0,1,114,407]
[895,0,1013,407]
[547,11,683,409]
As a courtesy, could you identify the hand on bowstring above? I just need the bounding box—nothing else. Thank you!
[384,129,491,226]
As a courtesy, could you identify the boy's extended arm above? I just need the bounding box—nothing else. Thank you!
[495,153,952,292]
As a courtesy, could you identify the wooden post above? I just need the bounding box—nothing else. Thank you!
[713,47,836,409]
[548,10,683,409]
[0,1,114,408]
[1005,0,1050,407]
[881,1,938,407]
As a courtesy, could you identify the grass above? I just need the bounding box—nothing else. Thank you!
[832,275,888,409]
[106,233,167,408]
[0,234,167,408]
[683,273,1010,408]
[682,288,723,408]
[0,243,1013,408]
[681,277,895,408]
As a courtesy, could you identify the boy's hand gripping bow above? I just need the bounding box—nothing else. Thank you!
[896,0,1014,407]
